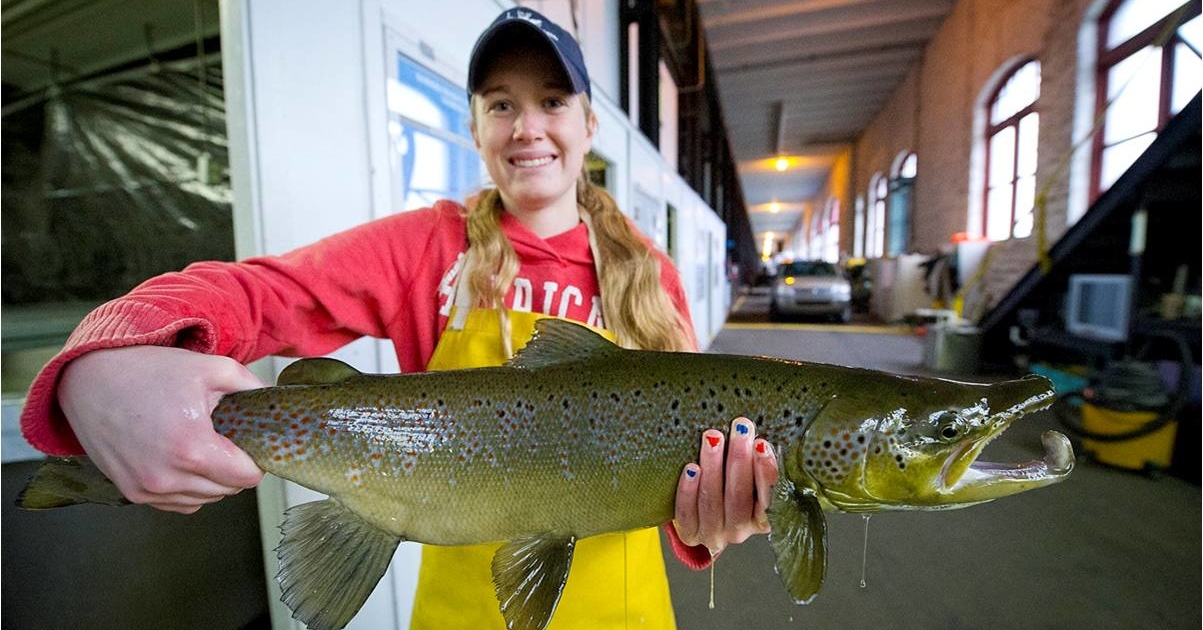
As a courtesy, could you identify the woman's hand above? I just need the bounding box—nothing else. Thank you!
[57,346,265,514]
[673,417,780,554]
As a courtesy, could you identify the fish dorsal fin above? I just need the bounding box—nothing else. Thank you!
[492,534,577,630]
[278,358,361,386]
[276,499,402,630]
[766,478,828,604]
[508,319,621,369]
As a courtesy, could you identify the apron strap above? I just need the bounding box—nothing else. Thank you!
[447,206,606,352]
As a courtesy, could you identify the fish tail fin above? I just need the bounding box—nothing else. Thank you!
[16,458,130,510]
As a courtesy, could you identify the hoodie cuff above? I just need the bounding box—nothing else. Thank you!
[663,522,716,570]
[19,300,216,457]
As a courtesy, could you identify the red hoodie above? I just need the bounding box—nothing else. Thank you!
[18,199,712,568]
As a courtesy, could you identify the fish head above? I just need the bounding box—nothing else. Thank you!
[794,373,1072,512]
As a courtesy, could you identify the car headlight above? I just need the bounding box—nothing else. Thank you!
[833,283,851,298]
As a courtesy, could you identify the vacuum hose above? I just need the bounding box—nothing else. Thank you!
[1055,331,1193,442]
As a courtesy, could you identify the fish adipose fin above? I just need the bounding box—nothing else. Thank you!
[277,357,362,386]
[766,478,828,604]
[509,319,621,369]
[492,534,577,630]
[277,499,401,630]
[16,457,129,509]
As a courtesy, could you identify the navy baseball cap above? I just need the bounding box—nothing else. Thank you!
[468,7,591,101]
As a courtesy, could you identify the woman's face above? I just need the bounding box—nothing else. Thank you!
[471,44,595,224]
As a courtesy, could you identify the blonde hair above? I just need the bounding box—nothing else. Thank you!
[464,96,693,352]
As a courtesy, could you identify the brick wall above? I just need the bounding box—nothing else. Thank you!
[849,0,1102,319]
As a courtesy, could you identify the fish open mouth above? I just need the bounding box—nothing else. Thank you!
[938,386,1074,498]
[950,431,1075,488]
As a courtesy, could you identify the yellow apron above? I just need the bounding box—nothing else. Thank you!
[409,238,676,629]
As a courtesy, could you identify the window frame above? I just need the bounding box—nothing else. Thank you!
[1091,0,1202,198]
[982,58,1041,242]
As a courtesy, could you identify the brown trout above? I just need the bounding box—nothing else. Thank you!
[19,319,1074,630]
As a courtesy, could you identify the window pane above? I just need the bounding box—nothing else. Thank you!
[1172,41,1203,113]
[986,185,1014,241]
[900,153,918,178]
[991,61,1041,124]
[1017,112,1040,177]
[1104,48,1162,144]
[1180,13,1203,50]
[876,176,888,197]
[1013,175,1036,238]
[989,125,1016,186]
[1100,132,1157,189]
[1108,0,1185,48]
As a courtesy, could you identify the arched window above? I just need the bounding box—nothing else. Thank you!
[887,152,917,255]
[866,173,887,257]
[984,59,1041,241]
[1093,0,1201,194]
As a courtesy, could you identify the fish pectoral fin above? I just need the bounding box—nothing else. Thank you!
[276,499,401,630]
[491,534,577,630]
[508,319,621,369]
[766,478,828,605]
[16,457,130,509]
[277,357,361,386]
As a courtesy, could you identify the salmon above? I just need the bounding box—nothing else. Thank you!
[20,319,1074,630]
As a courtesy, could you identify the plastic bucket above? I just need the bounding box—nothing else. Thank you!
[1080,403,1177,471]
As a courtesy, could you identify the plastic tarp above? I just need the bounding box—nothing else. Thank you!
[2,56,233,305]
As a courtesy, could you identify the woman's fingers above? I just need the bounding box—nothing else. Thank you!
[751,438,779,532]
[723,418,756,536]
[673,418,781,553]
[673,463,702,544]
[695,428,727,552]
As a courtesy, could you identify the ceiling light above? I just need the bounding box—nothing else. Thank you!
[769,202,780,213]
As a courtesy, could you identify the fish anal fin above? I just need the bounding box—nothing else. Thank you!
[508,319,620,369]
[16,458,129,510]
[276,499,401,630]
[277,358,361,386]
[491,534,577,630]
[766,478,828,604]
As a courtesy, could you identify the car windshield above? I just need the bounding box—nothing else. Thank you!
[779,261,838,277]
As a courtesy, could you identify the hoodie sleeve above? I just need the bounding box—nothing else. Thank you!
[19,205,455,456]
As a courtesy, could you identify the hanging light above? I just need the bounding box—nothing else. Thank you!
[774,156,789,171]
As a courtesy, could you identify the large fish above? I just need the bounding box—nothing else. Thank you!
[19,319,1074,630]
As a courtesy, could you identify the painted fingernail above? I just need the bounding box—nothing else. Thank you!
[755,440,771,456]
[705,434,722,449]
[685,468,698,479]
[734,421,750,436]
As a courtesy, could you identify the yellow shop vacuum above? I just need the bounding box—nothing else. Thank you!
[1056,358,1185,473]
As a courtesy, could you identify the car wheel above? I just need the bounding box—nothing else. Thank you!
[769,299,781,322]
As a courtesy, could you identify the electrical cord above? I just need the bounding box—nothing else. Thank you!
[1055,331,1194,442]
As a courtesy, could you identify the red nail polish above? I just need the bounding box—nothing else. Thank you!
[706,435,721,448]
[755,441,767,454]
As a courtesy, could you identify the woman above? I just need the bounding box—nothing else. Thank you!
[20,7,778,629]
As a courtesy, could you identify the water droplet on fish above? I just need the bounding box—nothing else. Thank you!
[860,514,871,589]
[708,561,716,609]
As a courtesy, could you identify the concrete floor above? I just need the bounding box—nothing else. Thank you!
[664,290,1201,630]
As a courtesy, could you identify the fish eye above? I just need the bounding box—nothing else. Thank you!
[935,411,960,440]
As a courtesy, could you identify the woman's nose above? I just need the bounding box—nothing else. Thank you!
[512,110,545,141]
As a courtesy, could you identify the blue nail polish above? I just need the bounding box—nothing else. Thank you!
[735,423,750,435]
[686,468,698,478]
